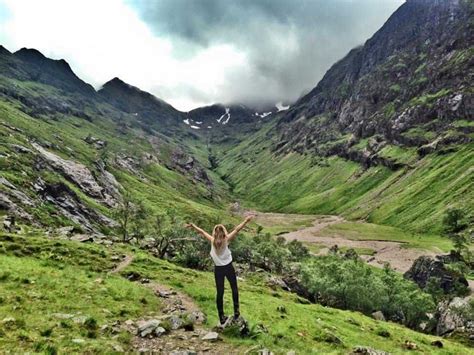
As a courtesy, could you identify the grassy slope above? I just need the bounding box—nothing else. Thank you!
[0,233,470,354]
[0,91,230,226]
[216,122,474,234]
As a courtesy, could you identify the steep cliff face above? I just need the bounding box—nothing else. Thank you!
[277,0,473,168]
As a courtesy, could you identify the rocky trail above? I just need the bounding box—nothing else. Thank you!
[109,255,242,354]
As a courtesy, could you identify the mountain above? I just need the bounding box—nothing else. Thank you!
[98,77,184,132]
[0,46,95,97]
[215,0,473,233]
[276,0,472,166]
[0,0,472,234]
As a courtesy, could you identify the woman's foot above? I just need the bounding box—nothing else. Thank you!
[219,315,228,325]
[233,312,240,320]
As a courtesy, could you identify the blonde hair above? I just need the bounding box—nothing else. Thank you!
[212,224,228,250]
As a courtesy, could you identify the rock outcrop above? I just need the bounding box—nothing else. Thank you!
[436,297,474,337]
[32,143,117,206]
[404,255,468,294]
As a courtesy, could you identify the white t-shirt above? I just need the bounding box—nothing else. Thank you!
[210,241,232,266]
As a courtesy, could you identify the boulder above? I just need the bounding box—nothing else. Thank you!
[137,319,162,337]
[404,255,468,294]
[281,274,315,302]
[371,311,386,321]
[436,297,473,336]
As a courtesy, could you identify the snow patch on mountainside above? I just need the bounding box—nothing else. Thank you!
[255,111,272,118]
[190,125,200,129]
[276,102,290,111]
[183,119,190,125]
[217,108,231,125]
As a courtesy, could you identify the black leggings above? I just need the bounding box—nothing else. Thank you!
[214,262,239,321]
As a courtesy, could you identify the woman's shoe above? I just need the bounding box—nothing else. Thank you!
[219,315,228,325]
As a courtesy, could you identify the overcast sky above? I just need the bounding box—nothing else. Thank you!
[0,0,403,111]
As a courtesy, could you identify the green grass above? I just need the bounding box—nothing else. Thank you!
[125,251,469,354]
[377,145,418,165]
[409,89,452,107]
[0,235,160,353]
[252,213,316,235]
[323,222,453,252]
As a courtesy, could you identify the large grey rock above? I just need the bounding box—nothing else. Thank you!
[32,143,116,205]
[371,311,385,321]
[436,297,472,336]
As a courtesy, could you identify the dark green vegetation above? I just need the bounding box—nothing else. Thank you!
[1,233,471,354]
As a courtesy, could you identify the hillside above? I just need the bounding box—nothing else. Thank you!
[216,0,474,233]
[1,232,471,354]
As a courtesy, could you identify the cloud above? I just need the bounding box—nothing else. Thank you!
[0,0,403,110]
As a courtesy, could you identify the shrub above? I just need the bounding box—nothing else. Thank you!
[301,256,435,329]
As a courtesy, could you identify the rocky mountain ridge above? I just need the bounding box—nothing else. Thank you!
[275,0,473,169]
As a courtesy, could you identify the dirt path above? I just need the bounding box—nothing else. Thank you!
[109,255,242,353]
[276,215,436,273]
[109,254,134,274]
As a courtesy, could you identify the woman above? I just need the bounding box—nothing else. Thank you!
[186,215,254,324]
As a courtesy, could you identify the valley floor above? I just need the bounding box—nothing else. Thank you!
[252,212,451,273]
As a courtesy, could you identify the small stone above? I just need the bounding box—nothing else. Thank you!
[52,313,74,319]
[113,344,124,352]
[2,317,15,324]
[287,351,296,355]
[73,316,87,324]
[351,346,389,355]
[187,311,206,324]
[430,340,443,348]
[201,331,219,341]
[169,315,183,330]
[154,326,166,337]
[371,311,385,321]
[124,319,135,326]
[403,340,417,350]
[72,338,85,344]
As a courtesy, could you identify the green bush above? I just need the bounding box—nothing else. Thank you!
[301,256,435,329]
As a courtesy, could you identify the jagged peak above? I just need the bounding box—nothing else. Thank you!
[0,45,11,56]
[14,47,46,61]
[101,77,140,92]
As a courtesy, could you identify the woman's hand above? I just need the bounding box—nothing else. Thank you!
[244,215,255,223]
